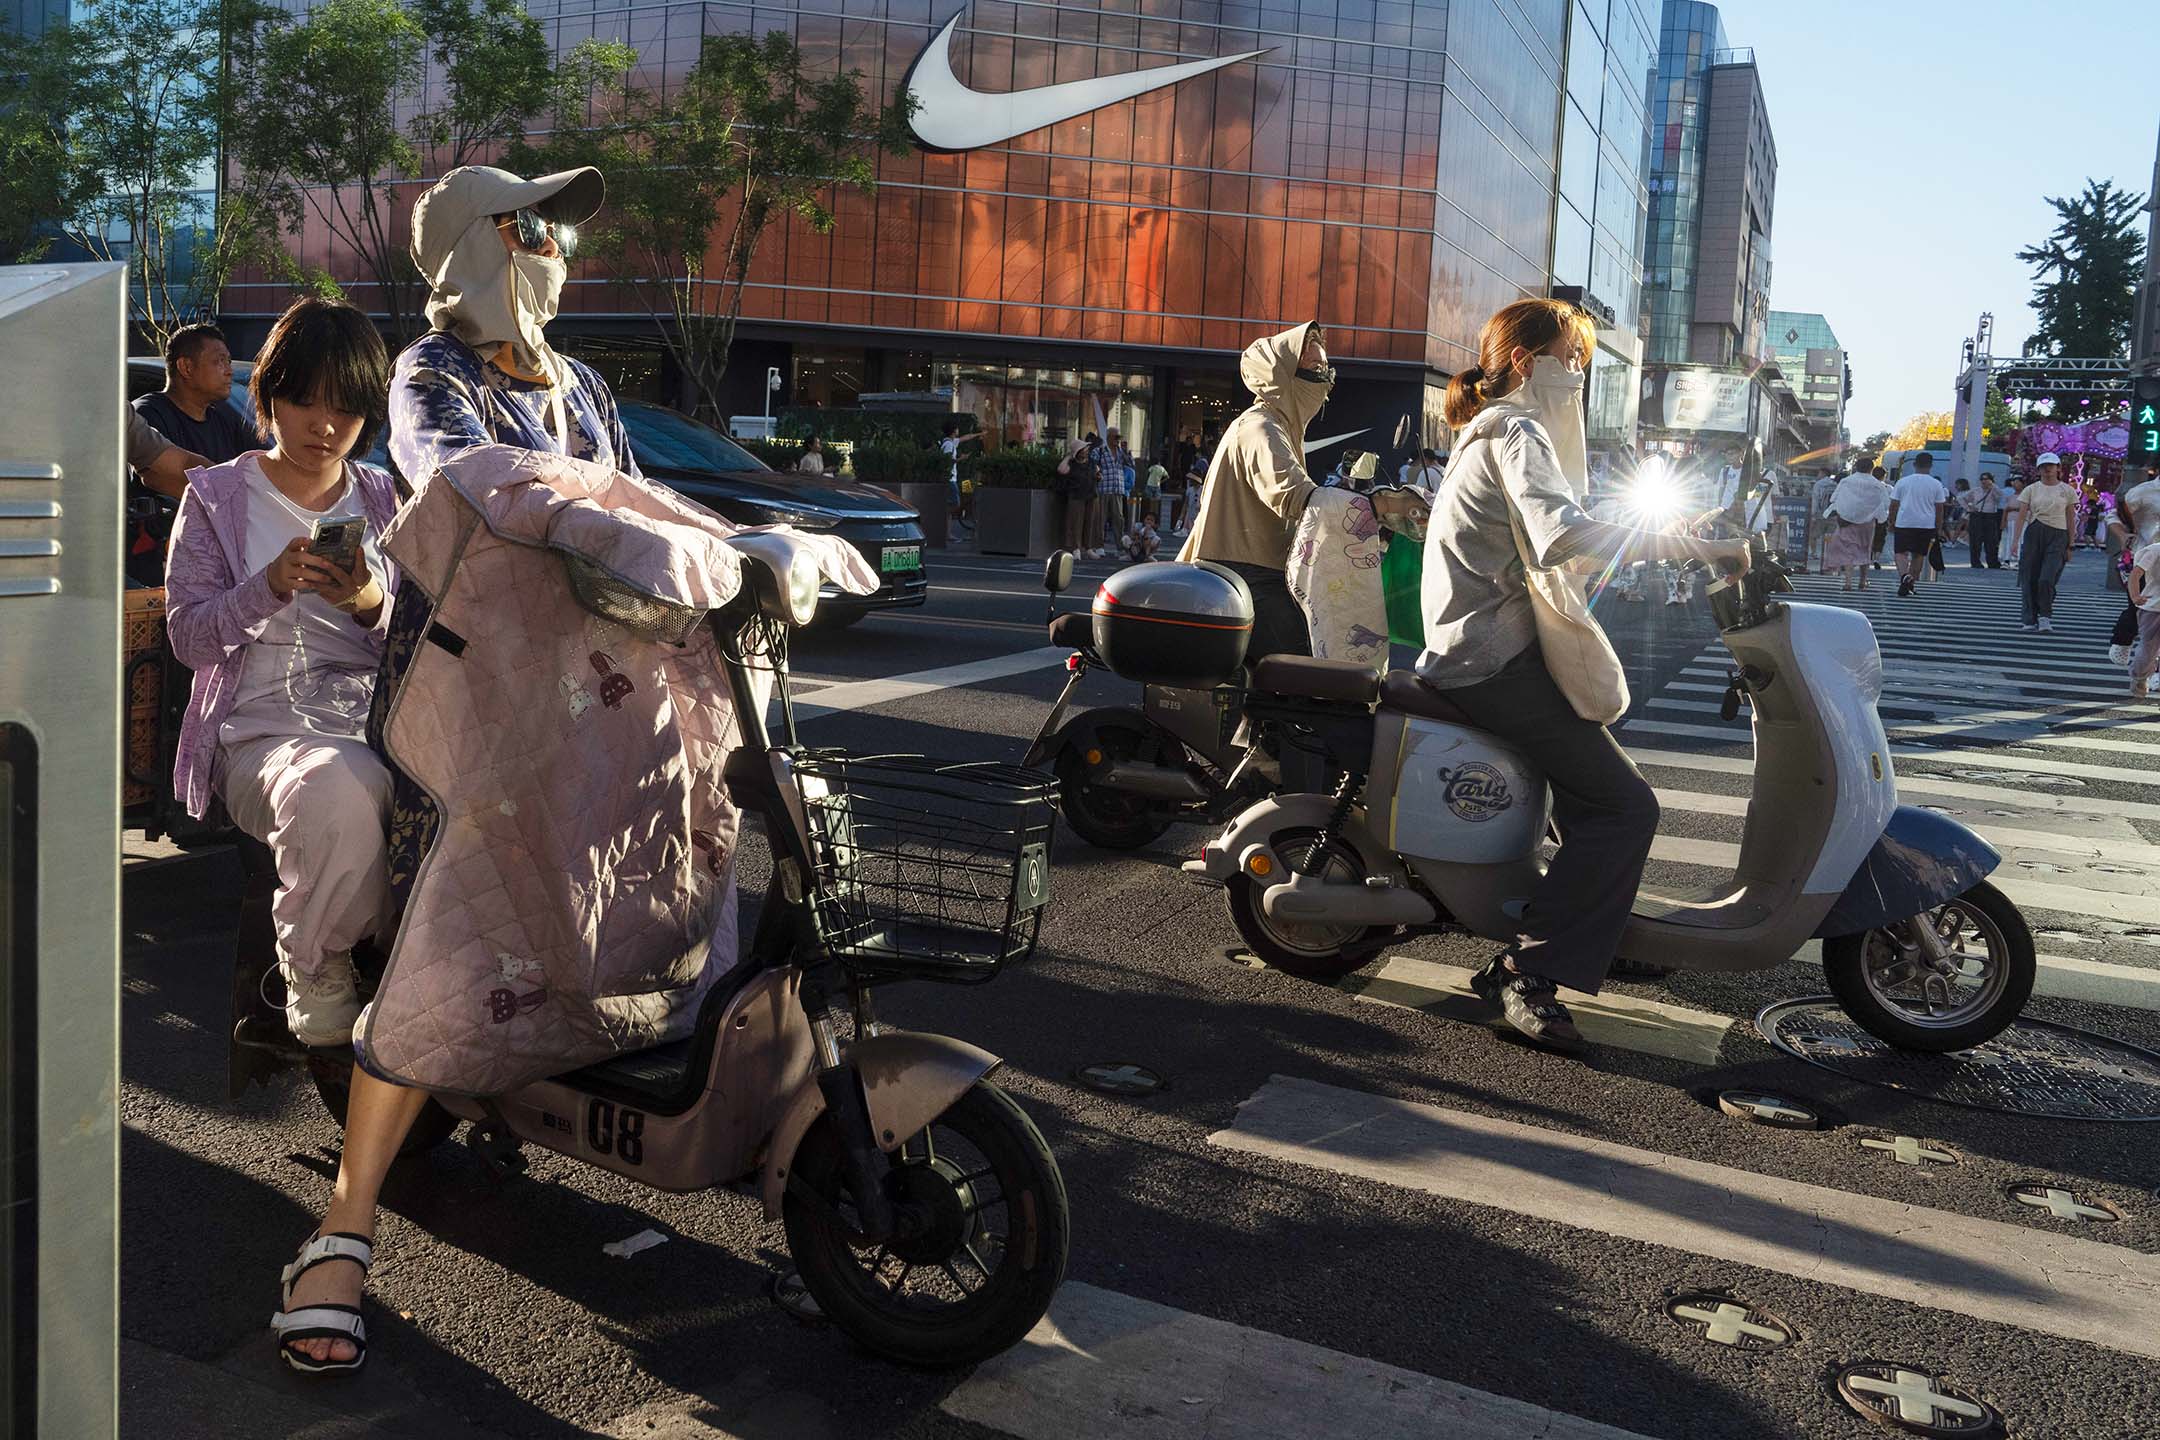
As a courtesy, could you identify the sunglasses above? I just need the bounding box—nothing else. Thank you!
[497,208,577,259]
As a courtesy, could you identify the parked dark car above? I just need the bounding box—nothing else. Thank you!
[127,358,926,626]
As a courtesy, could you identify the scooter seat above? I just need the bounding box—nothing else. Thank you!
[1249,655,1382,705]
[1377,670,1476,726]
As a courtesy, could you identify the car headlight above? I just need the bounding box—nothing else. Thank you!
[736,503,839,532]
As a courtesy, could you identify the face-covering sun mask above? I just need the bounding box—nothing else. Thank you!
[507,250,570,446]
[1526,354,1588,498]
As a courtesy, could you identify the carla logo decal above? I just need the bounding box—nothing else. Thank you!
[1439,761,1511,822]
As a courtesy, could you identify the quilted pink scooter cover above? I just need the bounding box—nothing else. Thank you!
[356,443,873,1095]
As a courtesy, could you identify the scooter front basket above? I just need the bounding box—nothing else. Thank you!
[791,752,1058,982]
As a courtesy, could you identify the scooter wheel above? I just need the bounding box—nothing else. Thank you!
[309,1057,462,1158]
[1054,732,1176,850]
[784,1080,1069,1368]
[1821,880,2036,1053]
[1224,829,1395,982]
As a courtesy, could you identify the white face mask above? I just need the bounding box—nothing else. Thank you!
[1526,354,1588,496]
[508,251,566,362]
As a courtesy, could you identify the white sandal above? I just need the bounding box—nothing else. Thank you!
[270,1231,372,1374]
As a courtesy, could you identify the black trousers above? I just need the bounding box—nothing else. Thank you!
[1969,511,2002,567]
[1439,645,1658,995]
[1223,561,1312,665]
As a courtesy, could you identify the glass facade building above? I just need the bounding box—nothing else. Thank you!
[1768,308,1846,464]
[227,0,1658,458]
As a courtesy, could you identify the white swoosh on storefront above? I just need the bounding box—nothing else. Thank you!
[905,13,1271,152]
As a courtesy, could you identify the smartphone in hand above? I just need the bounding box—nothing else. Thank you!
[307,513,365,574]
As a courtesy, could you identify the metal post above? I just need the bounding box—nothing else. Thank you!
[2135,122,2160,378]
[1949,313,1990,484]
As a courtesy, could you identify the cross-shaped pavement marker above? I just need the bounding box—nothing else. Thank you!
[1076,1063,1164,1095]
[2011,1185,2118,1221]
[1844,1367,1990,1426]
[1719,1091,1818,1127]
[1861,1135,1958,1167]
[1671,1300,1789,1347]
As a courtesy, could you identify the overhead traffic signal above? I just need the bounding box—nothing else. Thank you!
[2136,373,2160,464]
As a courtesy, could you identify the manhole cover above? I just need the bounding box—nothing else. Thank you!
[1075,1062,1167,1096]
[1717,1090,1822,1129]
[1757,998,2160,1121]
[1664,1292,1793,1350]
[1833,1361,1999,1436]
[2006,1183,2123,1222]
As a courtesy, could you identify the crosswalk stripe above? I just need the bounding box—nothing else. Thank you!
[940,1282,1662,1440]
[1643,697,2160,759]
[1628,745,2160,822]
[1662,680,2160,728]
[1646,834,2160,925]
[1211,1076,2160,1362]
[1622,719,2160,787]
[1680,662,2143,705]
[792,645,1069,718]
[1352,955,1733,1064]
[1787,938,2160,1011]
[1647,787,2160,860]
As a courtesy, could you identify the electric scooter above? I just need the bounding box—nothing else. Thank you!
[1026,466,1436,850]
[230,533,1070,1366]
[1180,535,2038,1053]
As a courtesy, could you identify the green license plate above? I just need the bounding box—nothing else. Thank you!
[880,545,922,574]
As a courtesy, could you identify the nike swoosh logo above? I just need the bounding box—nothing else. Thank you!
[906,14,1271,152]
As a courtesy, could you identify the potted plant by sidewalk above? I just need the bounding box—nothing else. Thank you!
[971,444,1064,557]
[852,438,950,547]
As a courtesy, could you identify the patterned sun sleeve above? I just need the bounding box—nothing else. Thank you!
[390,346,497,492]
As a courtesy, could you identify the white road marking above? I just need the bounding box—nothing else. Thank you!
[1643,698,2160,760]
[1211,1076,2160,1361]
[1645,833,2160,924]
[1628,747,2160,822]
[1623,719,2160,787]
[1354,956,1732,1064]
[940,1281,1663,1440]
[792,646,1066,719]
[1647,786,2156,857]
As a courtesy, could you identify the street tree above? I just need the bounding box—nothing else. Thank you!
[1885,411,1952,454]
[1859,431,1894,457]
[4,0,297,348]
[231,0,611,341]
[0,21,97,265]
[2017,178,2147,360]
[509,31,916,420]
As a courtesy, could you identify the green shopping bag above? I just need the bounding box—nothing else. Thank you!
[1382,531,1424,646]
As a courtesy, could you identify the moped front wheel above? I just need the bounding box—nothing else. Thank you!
[1821,880,2035,1053]
[784,1080,1068,1368]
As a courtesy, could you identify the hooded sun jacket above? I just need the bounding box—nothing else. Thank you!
[1176,322,1330,571]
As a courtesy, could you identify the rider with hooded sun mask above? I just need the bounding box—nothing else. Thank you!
[1177,321,1336,663]
[1419,299,1749,1052]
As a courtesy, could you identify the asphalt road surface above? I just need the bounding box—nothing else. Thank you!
[122,540,2160,1440]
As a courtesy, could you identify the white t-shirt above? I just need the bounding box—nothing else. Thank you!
[1890,473,1947,528]
[218,459,384,751]
[940,436,960,485]
[2137,543,2160,611]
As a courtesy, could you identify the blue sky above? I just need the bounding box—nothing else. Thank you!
[1714,0,2157,437]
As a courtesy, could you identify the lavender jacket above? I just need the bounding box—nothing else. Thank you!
[164,453,402,818]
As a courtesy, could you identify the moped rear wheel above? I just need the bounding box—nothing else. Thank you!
[1821,880,2035,1053]
[1054,726,1175,850]
[309,1057,462,1157]
[1225,828,1393,981]
[784,1080,1068,1368]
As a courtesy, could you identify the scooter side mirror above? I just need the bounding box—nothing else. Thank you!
[1044,551,1076,595]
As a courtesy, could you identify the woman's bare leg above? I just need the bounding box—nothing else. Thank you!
[282,1069,430,1365]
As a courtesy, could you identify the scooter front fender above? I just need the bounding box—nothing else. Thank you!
[759,1031,1000,1220]
[1812,805,2001,938]
[1185,793,1414,891]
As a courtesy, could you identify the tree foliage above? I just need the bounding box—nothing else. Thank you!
[509,30,915,420]
[0,21,96,265]
[1886,411,1952,453]
[229,0,610,340]
[2017,178,2147,359]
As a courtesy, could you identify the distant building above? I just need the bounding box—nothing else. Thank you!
[1768,310,1848,472]
[1639,2,1781,466]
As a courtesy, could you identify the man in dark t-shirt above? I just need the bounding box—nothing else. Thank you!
[132,323,253,469]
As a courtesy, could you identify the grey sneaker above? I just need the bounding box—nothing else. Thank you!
[1469,956,1585,1053]
[2036,618,2053,632]
[284,952,362,1048]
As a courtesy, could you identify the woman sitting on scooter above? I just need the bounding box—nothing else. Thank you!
[261,162,635,1378]
[1418,299,1749,1051]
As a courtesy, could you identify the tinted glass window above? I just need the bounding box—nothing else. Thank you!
[617,404,770,473]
